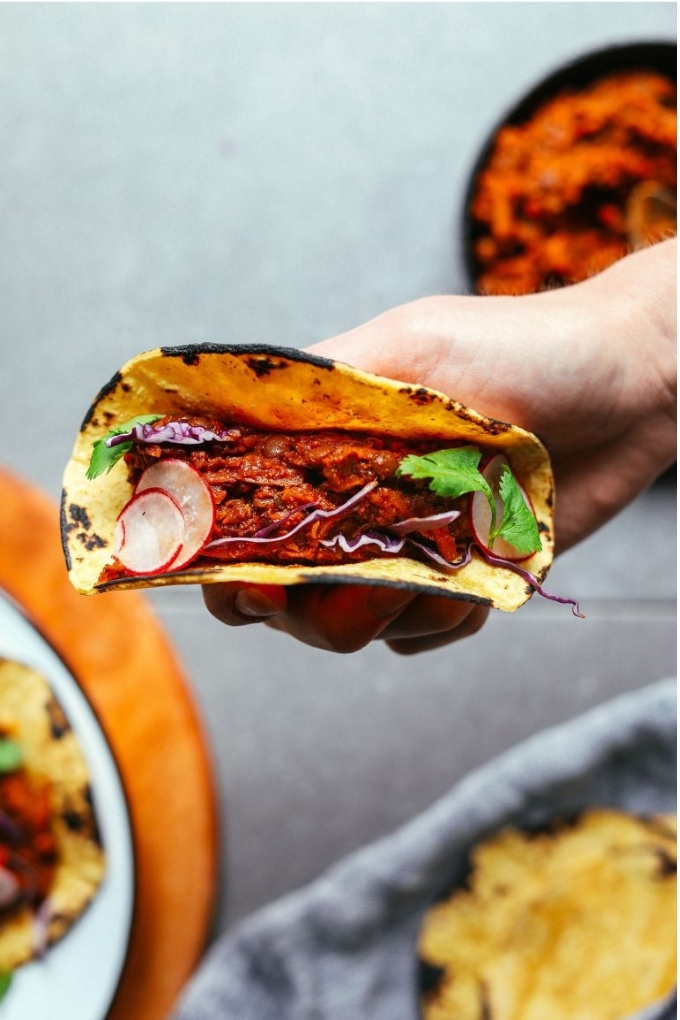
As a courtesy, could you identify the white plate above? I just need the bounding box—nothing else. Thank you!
[0,591,134,1020]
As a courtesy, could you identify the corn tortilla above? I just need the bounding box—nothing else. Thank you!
[0,659,105,971]
[419,809,677,1020]
[62,344,554,610]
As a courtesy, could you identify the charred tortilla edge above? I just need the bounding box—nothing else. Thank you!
[62,344,555,611]
[0,659,105,971]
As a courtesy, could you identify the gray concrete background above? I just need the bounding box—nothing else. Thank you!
[0,3,675,942]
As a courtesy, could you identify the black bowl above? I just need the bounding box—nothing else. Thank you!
[461,41,677,294]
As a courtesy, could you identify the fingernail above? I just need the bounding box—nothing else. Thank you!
[367,587,415,619]
[235,590,282,618]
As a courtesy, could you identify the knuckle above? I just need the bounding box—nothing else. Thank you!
[202,584,247,626]
[462,606,489,637]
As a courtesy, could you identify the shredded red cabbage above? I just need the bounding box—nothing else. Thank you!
[106,421,233,447]
[405,539,473,569]
[476,546,584,617]
[197,476,580,617]
[32,897,52,958]
[0,866,20,910]
[387,510,460,535]
[207,483,462,556]
[320,531,473,570]
[204,481,379,554]
[321,531,406,554]
[0,809,21,844]
[254,503,319,538]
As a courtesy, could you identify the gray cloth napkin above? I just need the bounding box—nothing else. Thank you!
[174,679,677,1020]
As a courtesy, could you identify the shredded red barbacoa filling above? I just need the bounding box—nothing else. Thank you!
[0,767,58,915]
[115,415,471,568]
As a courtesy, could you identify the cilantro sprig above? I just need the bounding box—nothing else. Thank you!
[496,464,542,554]
[397,445,541,556]
[0,737,22,774]
[0,972,12,1002]
[87,415,162,481]
[398,447,498,534]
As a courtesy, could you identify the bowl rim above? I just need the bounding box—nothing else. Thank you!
[460,39,678,293]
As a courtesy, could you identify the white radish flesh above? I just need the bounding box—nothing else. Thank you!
[470,454,533,562]
[0,866,20,909]
[135,459,215,568]
[115,488,184,575]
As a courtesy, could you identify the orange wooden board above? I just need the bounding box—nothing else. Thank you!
[0,467,218,1019]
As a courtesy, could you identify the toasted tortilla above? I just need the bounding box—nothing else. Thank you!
[62,344,554,611]
[418,809,677,1020]
[0,659,106,971]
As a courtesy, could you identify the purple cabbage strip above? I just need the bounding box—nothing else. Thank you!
[476,546,584,617]
[321,531,473,570]
[198,476,580,618]
[255,503,319,538]
[106,421,233,448]
[405,539,472,570]
[321,531,406,555]
[0,809,21,844]
[32,896,53,958]
[0,866,20,910]
[204,480,379,553]
[387,510,460,535]
[204,478,471,568]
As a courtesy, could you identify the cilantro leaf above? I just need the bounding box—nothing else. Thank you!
[398,446,543,557]
[494,466,542,554]
[0,972,12,1001]
[0,737,22,774]
[397,446,488,499]
[86,415,162,480]
[397,446,497,532]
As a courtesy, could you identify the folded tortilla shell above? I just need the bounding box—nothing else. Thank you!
[62,344,554,612]
[0,659,106,971]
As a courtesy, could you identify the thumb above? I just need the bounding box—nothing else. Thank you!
[305,299,449,386]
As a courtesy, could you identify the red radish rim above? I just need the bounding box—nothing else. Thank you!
[115,486,185,576]
[470,454,535,562]
[135,459,216,569]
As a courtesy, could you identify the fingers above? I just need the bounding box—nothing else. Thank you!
[202,583,288,627]
[204,581,490,656]
[265,584,416,654]
[267,585,489,655]
[377,592,476,641]
[386,604,489,656]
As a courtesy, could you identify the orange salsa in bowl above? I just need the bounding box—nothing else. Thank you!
[468,56,676,295]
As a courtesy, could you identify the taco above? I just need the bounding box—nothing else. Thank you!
[62,344,579,614]
[0,658,105,974]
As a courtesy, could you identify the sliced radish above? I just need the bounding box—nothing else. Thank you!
[0,866,21,910]
[135,458,215,569]
[470,454,534,562]
[115,488,184,575]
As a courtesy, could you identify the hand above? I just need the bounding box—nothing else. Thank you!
[204,240,676,653]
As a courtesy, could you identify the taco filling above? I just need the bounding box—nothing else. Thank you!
[0,739,57,921]
[89,413,581,615]
[0,659,106,976]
